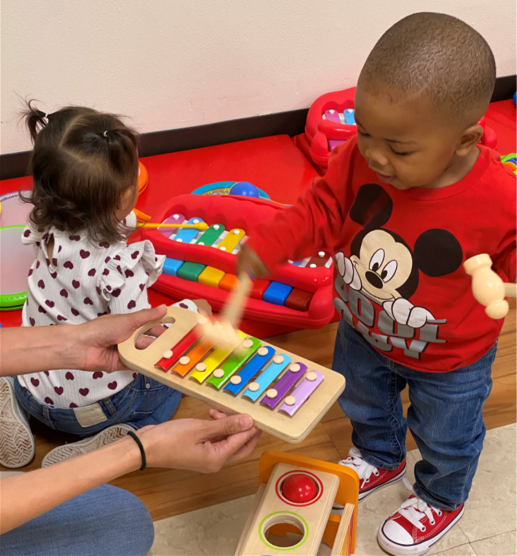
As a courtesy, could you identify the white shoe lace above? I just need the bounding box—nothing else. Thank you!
[339,448,380,489]
[396,477,443,532]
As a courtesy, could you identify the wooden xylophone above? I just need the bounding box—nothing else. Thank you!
[142,194,336,330]
[118,307,345,443]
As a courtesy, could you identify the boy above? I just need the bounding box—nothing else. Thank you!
[237,12,516,556]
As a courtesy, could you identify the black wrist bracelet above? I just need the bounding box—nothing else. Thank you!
[127,430,146,471]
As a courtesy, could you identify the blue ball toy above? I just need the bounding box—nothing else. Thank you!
[514,91,517,107]
[230,181,260,198]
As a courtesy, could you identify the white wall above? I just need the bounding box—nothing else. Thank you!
[1,0,515,154]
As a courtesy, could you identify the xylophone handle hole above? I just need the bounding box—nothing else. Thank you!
[134,316,176,350]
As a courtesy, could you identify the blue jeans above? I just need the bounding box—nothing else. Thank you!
[1,484,154,556]
[15,374,181,436]
[334,320,496,511]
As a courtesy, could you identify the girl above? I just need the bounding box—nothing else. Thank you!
[1,103,194,469]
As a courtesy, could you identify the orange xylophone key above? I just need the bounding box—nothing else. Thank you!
[169,337,214,377]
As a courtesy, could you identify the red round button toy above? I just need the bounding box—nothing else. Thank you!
[281,474,318,503]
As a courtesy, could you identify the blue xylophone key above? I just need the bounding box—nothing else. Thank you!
[344,109,356,125]
[223,346,275,395]
[263,282,293,305]
[173,217,205,244]
[163,258,184,277]
[241,353,291,401]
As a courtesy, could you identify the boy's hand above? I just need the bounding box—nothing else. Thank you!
[237,246,270,280]
[192,299,213,316]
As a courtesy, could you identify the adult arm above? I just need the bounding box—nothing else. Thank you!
[0,305,167,376]
[1,409,260,534]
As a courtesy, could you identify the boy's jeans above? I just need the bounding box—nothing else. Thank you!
[334,319,496,511]
[15,373,181,436]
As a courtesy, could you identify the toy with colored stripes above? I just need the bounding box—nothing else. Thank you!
[235,450,359,555]
[118,306,345,443]
[142,193,335,330]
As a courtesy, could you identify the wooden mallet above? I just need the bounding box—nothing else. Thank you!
[198,273,253,348]
[464,254,516,319]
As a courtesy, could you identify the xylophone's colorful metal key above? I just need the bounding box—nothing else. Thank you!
[163,258,184,277]
[217,228,245,253]
[196,224,225,246]
[159,213,185,238]
[154,328,200,371]
[279,370,325,416]
[170,337,214,377]
[173,217,205,243]
[198,266,225,288]
[324,109,342,124]
[295,257,310,268]
[260,362,307,409]
[241,353,291,401]
[344,108,356,125]
[190,331,246,383]
[263,282,293,306]
[223,345,275,395]
[206,337,261,389]
[306,251,329,268]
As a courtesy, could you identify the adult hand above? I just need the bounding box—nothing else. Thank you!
[236,245,270,280]
[137,412,261,473]
[71,305,167,373]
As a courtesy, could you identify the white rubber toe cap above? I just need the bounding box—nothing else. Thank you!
[382,519,414,545]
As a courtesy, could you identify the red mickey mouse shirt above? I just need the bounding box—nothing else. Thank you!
[248,136,516,372]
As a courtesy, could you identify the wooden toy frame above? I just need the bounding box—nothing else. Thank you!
[235,450,359,555]
[118,307,346,443]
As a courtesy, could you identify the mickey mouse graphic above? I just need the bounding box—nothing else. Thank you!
[335,183,463,328]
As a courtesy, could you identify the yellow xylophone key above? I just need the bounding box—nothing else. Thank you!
[198,266,226,288]
[190,330,246,383]
[217,229,245,252]
[170,337,214,377]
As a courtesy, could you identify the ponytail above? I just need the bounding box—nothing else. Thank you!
[19,101,140,244]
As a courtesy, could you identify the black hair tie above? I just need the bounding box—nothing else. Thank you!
[127,430,146,470]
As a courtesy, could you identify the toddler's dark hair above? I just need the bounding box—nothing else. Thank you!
[21,102,139,243]
[360,12,496,122]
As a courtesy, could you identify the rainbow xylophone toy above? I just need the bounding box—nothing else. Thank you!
[142,194,335,329]
[118,307,345,443]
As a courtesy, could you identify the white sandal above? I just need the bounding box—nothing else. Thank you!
[0,377,35,468]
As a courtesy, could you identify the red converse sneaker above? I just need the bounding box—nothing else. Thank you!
[377,480,465,556]
[337,447,406,501]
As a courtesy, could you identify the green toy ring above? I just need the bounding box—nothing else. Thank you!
[0,224,30,311]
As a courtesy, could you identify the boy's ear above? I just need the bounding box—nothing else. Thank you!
[455,124,484,156]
